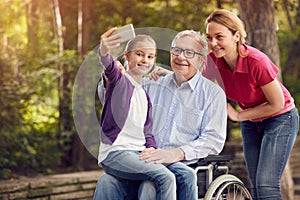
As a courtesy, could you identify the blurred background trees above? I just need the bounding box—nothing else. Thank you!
[1,0,299,182]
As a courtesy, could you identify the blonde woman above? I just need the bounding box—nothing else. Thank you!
[203,9,299,200]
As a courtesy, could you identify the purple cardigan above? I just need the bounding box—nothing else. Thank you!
[99,54,156,148]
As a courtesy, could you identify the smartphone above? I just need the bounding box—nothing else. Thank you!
[112,24,136,42]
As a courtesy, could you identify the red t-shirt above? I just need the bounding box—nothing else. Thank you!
[202,45,294,121]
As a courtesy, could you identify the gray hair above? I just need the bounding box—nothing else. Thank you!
[171,30,208,56]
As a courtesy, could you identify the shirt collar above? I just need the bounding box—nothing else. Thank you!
[170,71,201,91]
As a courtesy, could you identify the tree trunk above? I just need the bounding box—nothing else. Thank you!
[78,0,90,56]
[281,0,295,31]
[72,0,91,170]
[237,0,294,199]
[283,0,300,79]
[57,0,76,134]
[26,0,40,56]
[237,0,280,68]
[53,0,78,167]
[52,0,63,55]
[52,0,71,167]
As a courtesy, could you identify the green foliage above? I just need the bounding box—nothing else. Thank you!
[230,127,242,142]
[0,168,12,179]
[0,58,65,178]
[0,127,63,176]
[0,49,63,177]
[0,1,65,177]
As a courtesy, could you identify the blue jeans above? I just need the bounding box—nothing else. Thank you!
[93,173,140,200]
[93,161,197,200]
[241,108,299,200]
[139,162,197,200]
[100,150,176,200]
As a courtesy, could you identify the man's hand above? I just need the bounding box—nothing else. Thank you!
[139,148,185,164]
[148,66,170,80]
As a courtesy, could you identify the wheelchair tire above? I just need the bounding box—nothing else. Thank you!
[204,174,252,200]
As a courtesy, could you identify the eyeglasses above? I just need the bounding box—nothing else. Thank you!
[170,47,203,59]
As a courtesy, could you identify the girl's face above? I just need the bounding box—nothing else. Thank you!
[125,41,156,76]
[206,21,239,59]
[171,35,204,81]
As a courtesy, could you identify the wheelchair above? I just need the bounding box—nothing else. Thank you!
[189,155,253,200]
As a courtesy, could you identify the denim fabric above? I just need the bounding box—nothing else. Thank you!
[138,181,156,200]
[241,108,299,200]
[100,150,176,200]
[138,162,198,200]
[167,162,197,200]
[93,161,197,200]
[93,173,140,200]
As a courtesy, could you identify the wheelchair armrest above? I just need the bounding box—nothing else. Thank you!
[197,155,233,165]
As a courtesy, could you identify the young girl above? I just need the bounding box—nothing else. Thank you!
[98,28,176,200]
[203,9,299,200]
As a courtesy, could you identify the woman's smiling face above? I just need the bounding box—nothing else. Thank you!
[206,21,239,59]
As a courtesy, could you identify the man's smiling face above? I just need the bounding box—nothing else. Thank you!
[170,35,203,81]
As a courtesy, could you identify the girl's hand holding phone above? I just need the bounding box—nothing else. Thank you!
[99,27,122,56]
[100,24,135,56]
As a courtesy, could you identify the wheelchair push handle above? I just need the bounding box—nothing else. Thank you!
[197,155,233,165]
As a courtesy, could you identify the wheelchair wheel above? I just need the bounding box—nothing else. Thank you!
[204,174,252,200]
